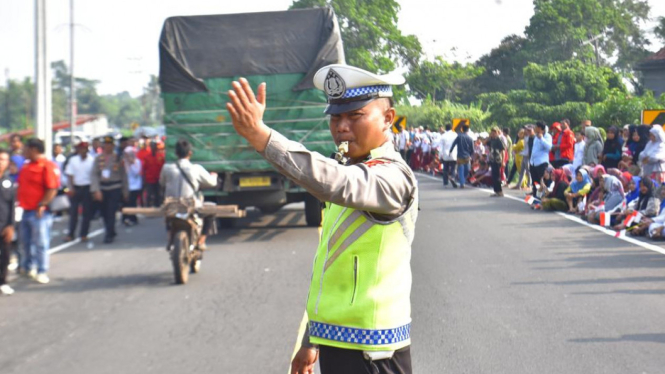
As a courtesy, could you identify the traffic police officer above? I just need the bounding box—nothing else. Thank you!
[90,136,128,244]
[226,65,418,374]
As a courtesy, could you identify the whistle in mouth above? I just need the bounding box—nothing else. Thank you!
[335,141,349,163]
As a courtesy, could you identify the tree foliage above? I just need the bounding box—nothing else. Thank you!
[289,0,422,73]
[478,60,629,129]
[0,61,162,133]
[405,57,484,103]
[525,0,651,72]
[396,100,492,131]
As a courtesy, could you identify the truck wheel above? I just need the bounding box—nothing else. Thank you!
[304,195,322,227]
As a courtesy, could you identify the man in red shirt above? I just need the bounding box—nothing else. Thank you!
[143,141,166,207]
[17,138,58,284]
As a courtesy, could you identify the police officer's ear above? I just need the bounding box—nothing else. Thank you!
[382,99,396,132]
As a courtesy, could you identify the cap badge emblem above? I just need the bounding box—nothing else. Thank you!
[324,69,346,99]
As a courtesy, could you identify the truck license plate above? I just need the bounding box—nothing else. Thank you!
[239,176,271,187]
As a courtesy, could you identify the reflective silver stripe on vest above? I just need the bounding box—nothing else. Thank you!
[327,210,363,249]
[324,219,374,271]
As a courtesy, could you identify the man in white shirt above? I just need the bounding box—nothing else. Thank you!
[64,142,95,242]
[439,124,458,187]
[398,127,409,161]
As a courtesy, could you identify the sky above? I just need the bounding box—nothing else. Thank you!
[1,0,664,97]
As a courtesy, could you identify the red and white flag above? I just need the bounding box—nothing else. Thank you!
[615,229,626,238]
[525,195,535,205]
[599,212,611,227]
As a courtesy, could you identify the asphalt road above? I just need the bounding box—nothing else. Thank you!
[2,174,665,374]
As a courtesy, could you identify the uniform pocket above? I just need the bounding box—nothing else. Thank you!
[351,255,359,305]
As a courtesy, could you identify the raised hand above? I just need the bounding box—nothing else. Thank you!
[226,78,271,152]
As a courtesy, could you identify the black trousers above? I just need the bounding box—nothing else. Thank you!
[68,185,92,238]
[551,159,570,169]
[319,346,412,374]
[101,188,122,239]
[122,190,141,224]
[507,162,517,184]
[442,160,457,186]
[530,163,548,196]
[490,161,503,193]
[146,183,161,207]
[0,240,9,286]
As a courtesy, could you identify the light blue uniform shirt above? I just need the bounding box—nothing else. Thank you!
[530,133,553,166]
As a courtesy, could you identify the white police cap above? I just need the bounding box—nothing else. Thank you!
[313,64,405,115]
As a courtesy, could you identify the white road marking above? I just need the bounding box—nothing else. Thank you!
[47,228,105,255]
[416,172,665,255]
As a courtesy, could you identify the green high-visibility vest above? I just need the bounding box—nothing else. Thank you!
[306,192,418,351]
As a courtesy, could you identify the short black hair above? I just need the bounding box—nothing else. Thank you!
[175,138,192,159]
[9,134,21,142]
[445,124,452,131]
[0,148,9,156]
[26,138,45,154]
[502,127,510,135]
[462,124,470,132]
[536,121,546,131]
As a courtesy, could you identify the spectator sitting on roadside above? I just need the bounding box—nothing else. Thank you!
[565,169,592,213]
[614,178,659,231]
[470,160,492,187]
[631,185,665,236]
[587,174,626,226]
[618,150,633,172]
[625,176,641,205]
[538,169,569,212]
[536,165,555,200]
[601,126,623,170]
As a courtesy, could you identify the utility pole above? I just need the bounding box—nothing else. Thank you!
[4,68,9,130]
[69,0,76,148]
[34,0,52,157]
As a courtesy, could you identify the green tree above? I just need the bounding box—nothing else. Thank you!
[289,0,422,73]
[655,16,665,44]
[523,60,626,105]
[406,56,484,103]
[524,0,651,72]
[462,35,530,102]
[0,78,34,131]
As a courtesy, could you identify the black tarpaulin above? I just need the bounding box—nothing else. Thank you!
[158,8,344,93]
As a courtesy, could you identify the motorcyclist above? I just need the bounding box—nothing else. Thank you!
[159,138,218,249]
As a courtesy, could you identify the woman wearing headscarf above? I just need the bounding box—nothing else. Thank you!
[587,174,626,225]
[625,176,641,204]
[583,164,607,215]
[540,169,570,212]
[639,125,665,184]
[583,127,604,166]
[536,165,555,201]
[601,126,623,169]
[633,125,651,164]
[565,169,592,213]
[614,178,659,230]
[631,185,665,236]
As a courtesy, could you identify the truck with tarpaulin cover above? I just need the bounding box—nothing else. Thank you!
[158,8,344,227]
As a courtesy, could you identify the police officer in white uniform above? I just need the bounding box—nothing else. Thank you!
[226,65,419,374]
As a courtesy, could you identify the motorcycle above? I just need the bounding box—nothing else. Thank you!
[164,198,205,284]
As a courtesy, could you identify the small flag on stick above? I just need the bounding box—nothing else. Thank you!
[599,212,611,227]
[525,195,535,205]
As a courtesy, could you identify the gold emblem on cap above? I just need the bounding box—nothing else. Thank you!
[324,69,346,99]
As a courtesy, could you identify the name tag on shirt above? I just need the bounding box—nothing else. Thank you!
[102,169,111,179]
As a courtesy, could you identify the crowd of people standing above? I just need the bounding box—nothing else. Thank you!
[0,133,166,295]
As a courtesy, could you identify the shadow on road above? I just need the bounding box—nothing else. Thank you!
[12,272,174,293]
[569,333,665,344]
